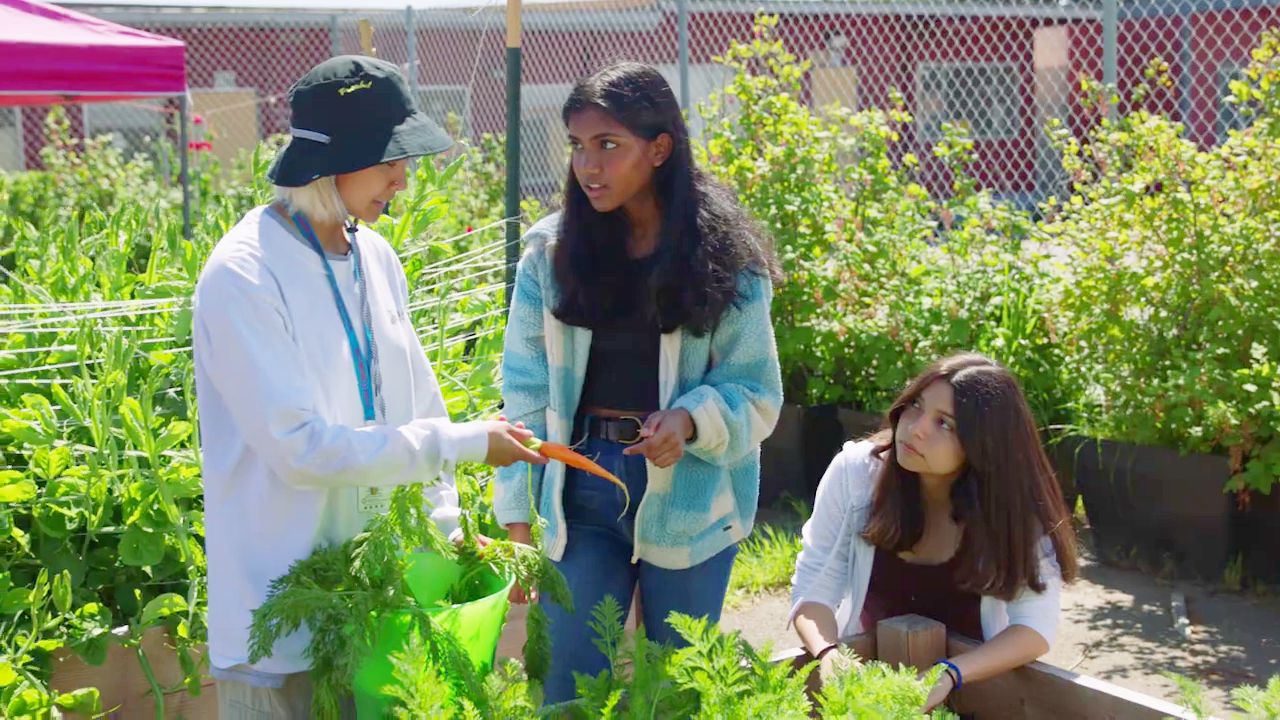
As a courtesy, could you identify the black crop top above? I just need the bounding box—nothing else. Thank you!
[576,255,662,413]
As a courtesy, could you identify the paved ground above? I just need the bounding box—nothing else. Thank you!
[719,529,1280,718]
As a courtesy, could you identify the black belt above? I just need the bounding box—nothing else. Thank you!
[580,414,649,444]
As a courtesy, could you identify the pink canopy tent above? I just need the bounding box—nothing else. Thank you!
[0,0,191,236]
[0,0,186,105]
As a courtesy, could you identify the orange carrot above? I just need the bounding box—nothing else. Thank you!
[525,437,630,519]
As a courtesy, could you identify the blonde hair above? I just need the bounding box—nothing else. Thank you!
[273,176,349,226]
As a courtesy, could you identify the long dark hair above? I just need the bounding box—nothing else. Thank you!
[861,353,1079,600]
[552,61,780,335]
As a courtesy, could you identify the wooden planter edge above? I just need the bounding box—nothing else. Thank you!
[769,615,1205,720]
[48,624,216,720]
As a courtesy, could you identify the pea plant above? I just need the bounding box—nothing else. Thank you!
[0,114,520,718]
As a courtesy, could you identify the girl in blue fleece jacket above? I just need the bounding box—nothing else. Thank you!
[493,60,785,704]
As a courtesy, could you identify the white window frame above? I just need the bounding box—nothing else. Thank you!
[915,61,1022,143]
[213,70,238,89]
[415,84,472,138]
[0,106,23,172]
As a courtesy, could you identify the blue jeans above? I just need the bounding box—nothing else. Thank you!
[539,434,738,705]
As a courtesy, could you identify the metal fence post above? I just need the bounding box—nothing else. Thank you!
[405,5,417,84]
[1178,7,1193,127]
[329,13,340,57]
[1103,0,1118,122]
[678,0,689,110]
[505,0,522,314]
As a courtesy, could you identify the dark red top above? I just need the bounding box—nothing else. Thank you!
[860,545,985,642]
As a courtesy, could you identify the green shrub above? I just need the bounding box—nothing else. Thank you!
[1047,31,1280,494]
[698,14,1066,424]
[0,125,509,717]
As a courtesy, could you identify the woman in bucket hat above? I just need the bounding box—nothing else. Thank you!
[192,55,544,719]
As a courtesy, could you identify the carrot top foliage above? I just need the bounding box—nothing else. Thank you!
[247,471,571,720]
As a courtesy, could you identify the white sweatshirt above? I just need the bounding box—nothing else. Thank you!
[789,440,1064,648]
[193,205,489,675]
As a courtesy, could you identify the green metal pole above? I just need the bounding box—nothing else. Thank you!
[179,93,192,241]
[504,0,522,313]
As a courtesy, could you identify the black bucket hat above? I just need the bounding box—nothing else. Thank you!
[267,55,453,187]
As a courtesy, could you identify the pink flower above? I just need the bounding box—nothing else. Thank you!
[188,140,213,152]
[193,114,206,125]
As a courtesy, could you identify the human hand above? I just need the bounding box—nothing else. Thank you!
[920,666,957,714]
[505,523,538,604]
[621,409,694,468]
[478,420,547,467]
[817,646,853,686]
[452,532,494,550]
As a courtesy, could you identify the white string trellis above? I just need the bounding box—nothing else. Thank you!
[0,241,508,378]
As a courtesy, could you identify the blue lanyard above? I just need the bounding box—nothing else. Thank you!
[290,212,378,423]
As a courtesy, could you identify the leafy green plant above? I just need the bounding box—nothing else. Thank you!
[384,633,466,718]
[0,113,518,717]
[382,590,955,719]
[384,632,545,720]
[697,13,924,406]
[816,648,957,719]
[697,14,1065,424]
[0,202,208,718]
[0,106,179,248]
[662,613,814,719]
[1166,671,1280,719]
[1165,670,1213,719]
[1231,674,1280,719]
[725,523,803,609]
[1046,29,1280,495]
[246,471,571,720]
[566,594,698,718]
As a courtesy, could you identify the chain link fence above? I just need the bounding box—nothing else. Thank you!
[5,0,1277,211]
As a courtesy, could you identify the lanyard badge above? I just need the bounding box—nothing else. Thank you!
[290,212,380,425]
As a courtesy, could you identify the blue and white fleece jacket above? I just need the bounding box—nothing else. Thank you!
[492,213,784,570]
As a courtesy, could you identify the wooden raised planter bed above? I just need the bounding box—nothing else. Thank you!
[759,404,808,508]
[48,625,216,720]
[759,403,883,509]
[1047,436,1233,581]
[1231,484,1280,585]
[770,614,1200,720]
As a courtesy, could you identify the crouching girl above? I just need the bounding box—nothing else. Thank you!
[789,353,1078,713]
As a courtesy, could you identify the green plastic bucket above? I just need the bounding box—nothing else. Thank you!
[352,551,514,718]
